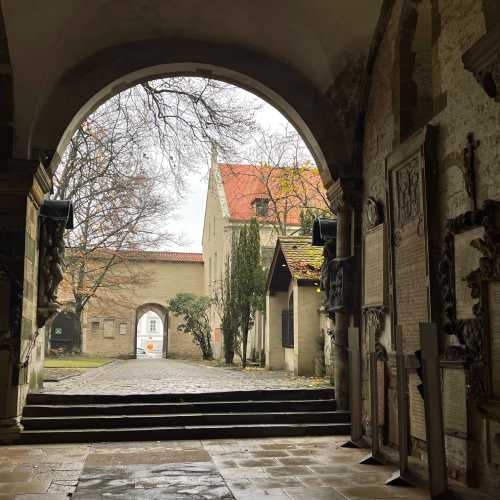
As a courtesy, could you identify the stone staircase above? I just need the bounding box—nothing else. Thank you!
[19,388,350,444]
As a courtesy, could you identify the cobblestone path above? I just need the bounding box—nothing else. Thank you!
[40,359,330,394]
[0,437,432,499]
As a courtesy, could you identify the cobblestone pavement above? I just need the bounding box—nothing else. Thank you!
[40,359,330,394]
[0,436,432,499]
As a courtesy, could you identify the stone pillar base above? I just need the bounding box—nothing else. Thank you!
[0,416,23,444]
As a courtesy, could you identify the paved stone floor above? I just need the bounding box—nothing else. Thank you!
[40,359,330,394]
[0,436,432,499]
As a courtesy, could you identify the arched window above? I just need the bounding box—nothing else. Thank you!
[398,0,435,141]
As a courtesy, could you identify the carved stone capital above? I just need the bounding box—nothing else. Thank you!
[463,25,500,102]
[327,177,362,213]
[363,306,387,361]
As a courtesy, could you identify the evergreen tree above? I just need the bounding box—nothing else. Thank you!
[218,237,239,364]
[233,219,266,367]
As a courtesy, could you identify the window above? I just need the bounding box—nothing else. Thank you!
[281,309,294,348]
[91,320,100,334]
[149,319,157,333]
[119,322,128,335]
[253,198,269,217]
[103,319,114,338]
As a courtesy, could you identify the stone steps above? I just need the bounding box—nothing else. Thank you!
[22,410,349,430]
[23,399,337,417]
[19,423,350,444]
[19,388,350,444]
[26,388,335,405]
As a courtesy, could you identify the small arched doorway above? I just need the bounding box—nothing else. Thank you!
[134,304,168,359]
[48,311,81,354]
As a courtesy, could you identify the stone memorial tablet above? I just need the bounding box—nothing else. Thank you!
[377,359,385,424]
[409,372,426,442]
[442,367,467,436]
[363,224,385,307]
[488,281,500,398]
[454,226,484,320]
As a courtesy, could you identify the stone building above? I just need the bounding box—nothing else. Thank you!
[53,250,204,359]
[265,236,326,376]
[2,1,500,497]
[202,153,324,360]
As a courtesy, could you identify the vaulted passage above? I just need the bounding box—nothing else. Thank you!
[1,1,500,499]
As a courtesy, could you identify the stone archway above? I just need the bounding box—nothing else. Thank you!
[30,43,345,185]
[134,303,169,359]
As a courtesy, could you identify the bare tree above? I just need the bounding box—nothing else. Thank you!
[228,124,330,236]
[53,77,261,326]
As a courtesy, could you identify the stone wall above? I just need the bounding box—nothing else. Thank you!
[81,259,204,360]
[360,0,500,494]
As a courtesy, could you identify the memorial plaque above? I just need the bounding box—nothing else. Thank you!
[377,359,385,424]
[454,226,484,320]
[442,368,467,436]
[489,281,500,398]
[364,224,386,307]
[409,372,426,442]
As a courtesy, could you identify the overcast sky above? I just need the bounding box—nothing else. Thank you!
[167,93,313,253]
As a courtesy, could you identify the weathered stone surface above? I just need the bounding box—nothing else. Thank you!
[39,358,330,395]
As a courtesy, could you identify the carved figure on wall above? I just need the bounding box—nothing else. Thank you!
[322,257,353,316]
[37,201,73,329]
[320,237,336,308]
[363,306,387,361]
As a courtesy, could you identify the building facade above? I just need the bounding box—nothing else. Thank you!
[53,251,205,360]
[202,153,325,360]
[265,237,327,376]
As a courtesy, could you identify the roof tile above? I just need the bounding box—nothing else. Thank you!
[218,163,325,224]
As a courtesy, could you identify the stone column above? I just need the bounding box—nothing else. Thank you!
[0,160,51,443]
[328,178,362,411]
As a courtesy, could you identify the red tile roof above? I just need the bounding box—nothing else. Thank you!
[68,248,203,263]
[218,163,326,224]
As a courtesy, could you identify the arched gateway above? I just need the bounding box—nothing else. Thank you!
[135,303,168,359]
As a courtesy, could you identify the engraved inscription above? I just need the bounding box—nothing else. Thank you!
[455,227,484,320]
[364,224,385,307]
[409,372,426,442]
[442,368,467,436]
[395,220,428,353]
[377,360,385,425]
[489,281,500,398]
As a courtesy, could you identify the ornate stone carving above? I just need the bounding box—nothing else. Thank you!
[363,306,387,361]
[36,201,73,329]
[365,196,383,229]
[396,157,420,227]
[321,255,353,318]
[463,133,480,211]
[438,200,500,401]
[320,237,336,307]
[327,177,362,213]
[438,231,455,337]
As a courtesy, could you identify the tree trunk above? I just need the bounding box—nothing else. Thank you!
[242,316,249,368]
[73,303,84,354]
